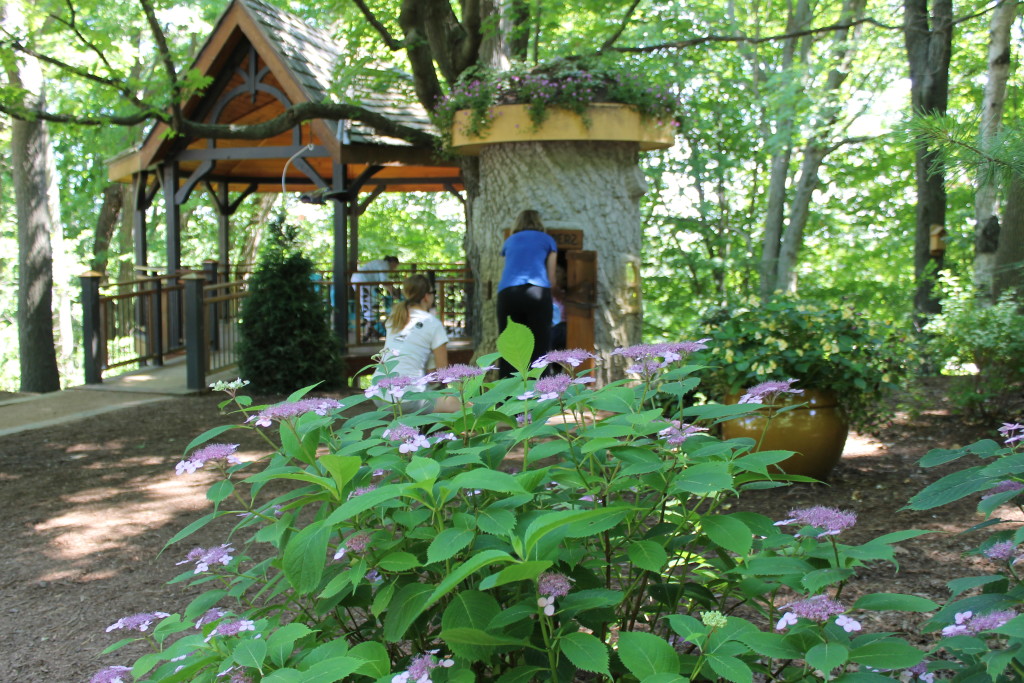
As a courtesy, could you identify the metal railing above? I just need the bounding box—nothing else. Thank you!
[83,263,474,389]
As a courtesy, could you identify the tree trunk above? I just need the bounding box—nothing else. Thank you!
[467,140,647,383]
[3,4,61,393]
[973,0,1016,297]
[904,0,953,317]
[994,173,1024,298]
[91,184,126,276]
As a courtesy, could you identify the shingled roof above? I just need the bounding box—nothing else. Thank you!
[108,0,460,194]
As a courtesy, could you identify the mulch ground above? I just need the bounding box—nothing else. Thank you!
[0,378,1019,681]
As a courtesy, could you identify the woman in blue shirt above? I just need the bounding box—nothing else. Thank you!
[497,210,558,378]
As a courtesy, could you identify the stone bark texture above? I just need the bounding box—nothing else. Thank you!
[465,140,648,383]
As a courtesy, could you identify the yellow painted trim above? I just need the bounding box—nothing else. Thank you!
[450,103,676,155]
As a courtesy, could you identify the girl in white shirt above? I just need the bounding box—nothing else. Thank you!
[370,274,460,413]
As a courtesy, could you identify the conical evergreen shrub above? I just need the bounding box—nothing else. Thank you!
[237,219,342,392]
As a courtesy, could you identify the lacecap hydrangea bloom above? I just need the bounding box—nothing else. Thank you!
[106,611,171,633]
[383,424,432,453]
[739,379,804,404]
[658,420,708,445]
[537,572,573,616]
[247,397,341,427]
[982,479,1024,499]
[90,665,133,683]
[392,651,454,683]
[531,349,598,369]
[175,443,241,475]
[432,363,494,383]
[775,595,860,632]
[999,422,1024,447]
[940,609,1016,636]
[204,618,256,642]
[365,375,430,402]
[517,373,594,400]
[775,505,857,537]
[177,544,235,573]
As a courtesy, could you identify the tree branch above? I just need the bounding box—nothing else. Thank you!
[53,0,118,76]
[600,0,643,51]
[349,0,404,50]
[137,0,181,126]
[611,17,899,53]
[0,99,440,147]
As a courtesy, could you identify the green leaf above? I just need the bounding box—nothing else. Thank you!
[206,478,235,504]
[232,639,268,669]
[440,626,527,647]
[903,466,991,510]
[442,590,502,661]
[495,666,546,683]
[497,319,534,375]
[805,642,849,674]
[347,641,390,678]
[734,631,803,659]
[627,540,668,573]
[616,631,679,678]
[560,631,611,676]
[299,656,364,682]
[427,549,515,604]
[992,614,1024,637]
[427,527,475,564]
[479,560,552,589]
[319,454,360,495]
[701,514,753,556]
[849,639,924,669]
[266,623,313,667]
[523,508,628,557]
[477,507,517,536]
[706,653,753,683]
[852,593,940,612]
[378,551,421,572]
[282,522,330,594]
[801,568,854,593]
[324,483,408,526]
[162,511,218,550]
[407,456,440,482]
[451,468,526,493]
[672,461,733,495]
[383,582,435,642]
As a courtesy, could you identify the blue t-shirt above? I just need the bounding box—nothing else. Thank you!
[498,230,558,291]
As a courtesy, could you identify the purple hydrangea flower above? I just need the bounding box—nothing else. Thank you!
[518,373,594,400]
[738,379,804,404]
[981,479,1024,499]
[365,375,430,402]
[612,339,710,363]
[775,506,857,537]
[433,364,494,383]
[983,541,1018,561]
[538,572,572,598]
[626,359,668,379]
[658,420,708,445]
[999,423,1024,447]
[177,544,235,574]
[905,661,936,683]
[531,349,598,369]
[392,651,455,683]
[348,484,377,499]
[383,424,431,453]
[91,666,133,683]
[176,443,241,475]
[775,595,856,631]
[247,398,342,427]
[941,609,1016,636]
[204,618,256,641]
[195,607,227,628]
[106,611,171,633]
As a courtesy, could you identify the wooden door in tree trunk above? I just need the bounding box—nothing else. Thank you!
[566,250,597,375]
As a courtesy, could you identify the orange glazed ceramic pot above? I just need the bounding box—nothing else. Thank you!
[721,389,849,481]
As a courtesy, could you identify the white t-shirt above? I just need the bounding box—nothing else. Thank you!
[375,308,449,379]
[351,259,392,284]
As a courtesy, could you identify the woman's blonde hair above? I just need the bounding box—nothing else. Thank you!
[511,209,545,233]
[388,274,432,331]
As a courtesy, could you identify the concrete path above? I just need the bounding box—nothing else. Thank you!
[0,362,240,437]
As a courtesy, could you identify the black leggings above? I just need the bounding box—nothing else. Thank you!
[496,284,552,378]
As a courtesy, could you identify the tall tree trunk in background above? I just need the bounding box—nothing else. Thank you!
[92,184,126,276]
[904,0,953,318]
[994,173,1024,298]
[973,0,1016,298]
[4,40,61,392]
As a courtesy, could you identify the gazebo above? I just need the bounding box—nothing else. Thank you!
[105,0,463,354]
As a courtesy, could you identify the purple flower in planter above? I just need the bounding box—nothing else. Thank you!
[775,506,857,537]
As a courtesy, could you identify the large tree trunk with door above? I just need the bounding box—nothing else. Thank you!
[904,0,953,317]
[466,141,647,383]
[973,0,1016,298]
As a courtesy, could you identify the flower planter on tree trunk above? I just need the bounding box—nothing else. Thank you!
[721,389,849,481]
[449,103,676,155]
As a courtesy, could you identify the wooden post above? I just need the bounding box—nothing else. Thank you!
[80,272,103,384]
[203,259,220,351]
[183,273,206,392]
